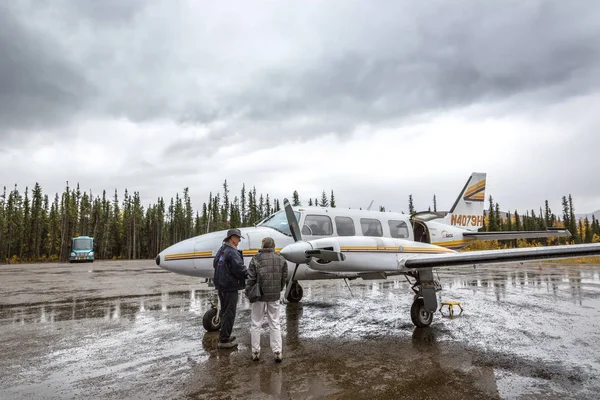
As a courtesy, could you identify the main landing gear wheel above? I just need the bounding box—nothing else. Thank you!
[286,282,303,303]
[202,307,221,331]
[411,297,433,328]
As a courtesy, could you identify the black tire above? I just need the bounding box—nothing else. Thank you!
[286,283,303,303]
[202,308,221,331]
[410,298,433,328]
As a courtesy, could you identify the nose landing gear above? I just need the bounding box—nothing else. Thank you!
[286,281,304,303]
[202,290,221,331]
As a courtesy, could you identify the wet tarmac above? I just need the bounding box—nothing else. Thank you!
[1,261,600,399]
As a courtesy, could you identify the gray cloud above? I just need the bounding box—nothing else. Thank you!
[0,5,94,137]
[2,0,600,214]
[233,4,600,136]
[3,0,599,143]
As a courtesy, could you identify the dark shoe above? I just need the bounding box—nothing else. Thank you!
[217,341,238,349]
[251,351,260,361]
[274,352,282,362]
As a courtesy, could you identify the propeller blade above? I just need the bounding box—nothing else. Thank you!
[283,198,302,242]
[305,249,346,262]
[284,263,300,301]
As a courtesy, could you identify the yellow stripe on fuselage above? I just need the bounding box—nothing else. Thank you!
[164,248,283,261]
[165,251,212,261]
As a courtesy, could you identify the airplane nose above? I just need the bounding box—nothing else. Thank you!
[280,242,312,265]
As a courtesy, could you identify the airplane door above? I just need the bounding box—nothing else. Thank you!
[412,220,430,243]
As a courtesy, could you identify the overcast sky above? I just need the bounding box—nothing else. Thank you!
[1,0,599,217]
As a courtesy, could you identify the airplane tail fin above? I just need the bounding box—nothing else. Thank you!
[444,172,486,231]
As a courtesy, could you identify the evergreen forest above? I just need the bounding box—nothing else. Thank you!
[0,181,598,263]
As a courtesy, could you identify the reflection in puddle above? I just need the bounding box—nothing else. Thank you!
[0,290,216,326]
[446,266,598,301]
[1,266,598,328]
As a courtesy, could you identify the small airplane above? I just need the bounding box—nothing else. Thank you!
[277,198,600,328]
[155,173,574,330]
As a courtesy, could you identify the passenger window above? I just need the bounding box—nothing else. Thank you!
[360,218,383,237]
[335,216,355,236]
[388,220,409,238]
[304,215,333,236]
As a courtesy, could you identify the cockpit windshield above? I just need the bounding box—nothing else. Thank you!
[258,210,301,236]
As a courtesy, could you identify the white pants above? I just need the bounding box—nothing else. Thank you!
[250,301,282,354]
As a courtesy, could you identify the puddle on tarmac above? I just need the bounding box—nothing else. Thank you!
[1,262,600,399]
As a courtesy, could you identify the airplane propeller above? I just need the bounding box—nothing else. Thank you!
[283,198,302,301]
[284,198,302,242]
[281,198,346,301]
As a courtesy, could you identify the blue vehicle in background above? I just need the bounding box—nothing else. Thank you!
[69,236,95,263]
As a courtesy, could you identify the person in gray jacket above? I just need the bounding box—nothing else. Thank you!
[245,237,288,362]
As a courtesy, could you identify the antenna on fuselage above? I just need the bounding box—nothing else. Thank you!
[366,200,374,211]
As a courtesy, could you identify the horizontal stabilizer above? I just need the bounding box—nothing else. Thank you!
[404,243,600,270]
[463,230,571,241]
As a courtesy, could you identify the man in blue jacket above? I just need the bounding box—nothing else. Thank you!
[213,228,247,348]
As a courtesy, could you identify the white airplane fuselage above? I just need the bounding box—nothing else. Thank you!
[157,172,488,279]
[156,206,461,280]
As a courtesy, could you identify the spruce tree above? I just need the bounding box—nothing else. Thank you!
[544,200,552,227]
[265,194,272,218]
[21,187,30,260]
[319,191,329,207]
[568,194,578,242]
[184,188,193,239]
[240,184,247,226]
[562,196,570,235]
[584,217,592,243]
[292,190,301,206]
[222,180,229,228]
[0,187,5,259]
[487,196,497,231]
[514,210,521,231]
[30,183,44,260]
[495,203,503,231]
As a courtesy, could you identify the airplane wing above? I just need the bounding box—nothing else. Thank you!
[403,243,600,269]
[462,229,571,241]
